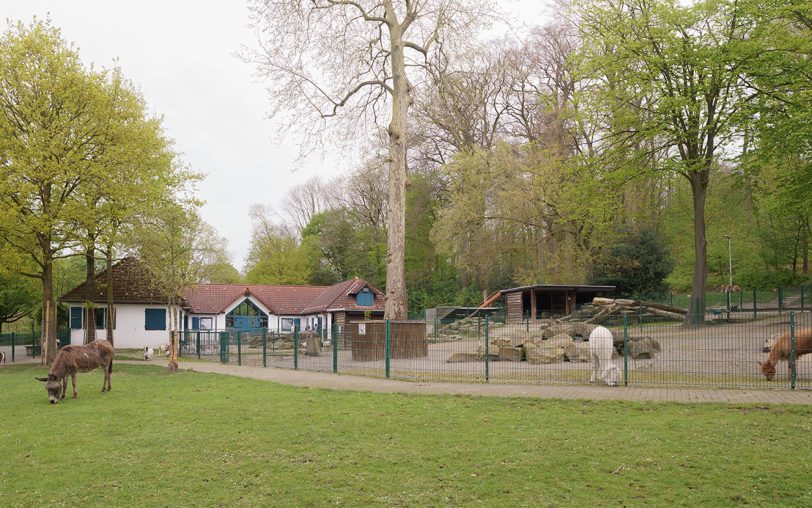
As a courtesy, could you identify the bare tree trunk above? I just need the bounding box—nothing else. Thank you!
[105,246,114,344]
[685,170,709,325]
[168,296,179,372]
[384,21,409,321]
[84,242,97,344]
[41,257,58,366]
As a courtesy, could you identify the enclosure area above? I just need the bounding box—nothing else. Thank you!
[176,306,812,390]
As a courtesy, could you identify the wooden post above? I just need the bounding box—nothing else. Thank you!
[530,290,537,321]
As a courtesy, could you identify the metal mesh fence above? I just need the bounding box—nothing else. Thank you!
[178,310,812,390]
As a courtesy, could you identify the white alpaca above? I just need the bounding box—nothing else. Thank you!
[589,326,621,387]
[144,346,153,361]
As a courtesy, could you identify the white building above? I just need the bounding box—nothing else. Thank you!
[60,258,385,349]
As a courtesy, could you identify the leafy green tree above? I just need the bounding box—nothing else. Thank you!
[574,0,760,322]
[135,204,226,370]
[592,228,674,299]
[0,19,118,363]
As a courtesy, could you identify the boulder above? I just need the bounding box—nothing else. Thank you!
[564,341,590,363]
[301,331,322,356]
[499,346,524,362]
[627,337,661,359]
[525,334,571,364]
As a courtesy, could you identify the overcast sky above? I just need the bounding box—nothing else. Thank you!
[4,1,553,269]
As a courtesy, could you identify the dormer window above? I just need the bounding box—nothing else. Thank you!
[355,287,374,307]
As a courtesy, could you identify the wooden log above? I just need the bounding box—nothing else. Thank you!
[592,297,686,315]
[644,307,685,321]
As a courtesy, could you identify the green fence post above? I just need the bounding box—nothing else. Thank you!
[196,331,201,359]
[262,328,267,368]
[294,324,299,370]
[753,289,757,319]
[484,316,490,382]
[801,287,805,311]
[739,289,743,310]
[11,332,15,362]
[385,320,391,379]
[332,323,338,373]
[32,331,36,358]
[790,311,796,390]
[237,331,242,366]
[623,314,629,387]
[219,331,229,364]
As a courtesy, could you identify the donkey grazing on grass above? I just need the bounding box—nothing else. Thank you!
[759,328,812,381]
[35,340,114,404]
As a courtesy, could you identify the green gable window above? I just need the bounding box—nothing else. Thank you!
[145,308,166,331]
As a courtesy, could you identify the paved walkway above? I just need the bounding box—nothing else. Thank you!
[122,359,812,405]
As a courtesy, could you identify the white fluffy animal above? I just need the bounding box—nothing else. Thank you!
[144,346,153,361]
[159,344,168,355]
[589,326,621,387]
[0,351,5,365]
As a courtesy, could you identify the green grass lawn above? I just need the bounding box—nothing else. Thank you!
[2,364,811,507]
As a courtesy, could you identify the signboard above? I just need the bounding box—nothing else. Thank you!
[358,323,366,335]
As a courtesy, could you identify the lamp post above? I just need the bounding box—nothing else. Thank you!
[724,235,732,312]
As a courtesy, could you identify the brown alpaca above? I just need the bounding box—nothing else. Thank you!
[759,328,812,380]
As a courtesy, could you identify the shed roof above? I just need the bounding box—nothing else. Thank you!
[500,284,616,294]
[60,257,169,304]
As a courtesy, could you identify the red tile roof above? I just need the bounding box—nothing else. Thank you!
[183,284,328,315]
[302,277,385,314]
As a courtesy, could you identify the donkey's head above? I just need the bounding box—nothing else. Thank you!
[35,373,61,404]
[759,361,776,381]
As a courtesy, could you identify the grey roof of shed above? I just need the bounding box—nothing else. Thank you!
[500,284,616,294]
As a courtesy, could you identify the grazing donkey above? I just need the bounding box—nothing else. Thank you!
[760,328,812,381]
[35,340,114,404]
[589,326,621,387]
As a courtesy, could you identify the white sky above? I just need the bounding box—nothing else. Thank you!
[3,1,554,269]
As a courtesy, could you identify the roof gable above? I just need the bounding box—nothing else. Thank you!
[302,277,385,314]
[60,257,169,304]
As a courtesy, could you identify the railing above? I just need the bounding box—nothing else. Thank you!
[174,311,811,390]
[0,328,70,362]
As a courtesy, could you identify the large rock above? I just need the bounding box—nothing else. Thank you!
[564,342,590,363]
[525,334,571,364]
[301,331,322,356]
[499,346,524,362]
[541,322,601,340]
[627,337,660,359]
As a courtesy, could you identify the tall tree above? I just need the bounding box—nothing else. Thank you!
[247,0,492,319]
[573,0,758,323]
[135,205,226,371]
[0,20,114,364]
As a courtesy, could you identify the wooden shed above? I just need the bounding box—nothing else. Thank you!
[501,284,615,322]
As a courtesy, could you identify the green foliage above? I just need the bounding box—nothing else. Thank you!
[0,271,38,332]
[591,227,674,299]
[300,209,386,287]
[245,230,311,285]
[206,262,242,284]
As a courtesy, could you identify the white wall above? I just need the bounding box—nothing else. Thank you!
[69,303,173,349]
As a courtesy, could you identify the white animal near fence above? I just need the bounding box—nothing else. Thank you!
[143,347,153,361]
[589,325,621,387]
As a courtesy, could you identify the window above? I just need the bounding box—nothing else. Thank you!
[280,318,293,332]
[145,308,167,331]
[200,317,213,330]
[70,307,83,330]
[356,287,374,307]
[95,308,106,330]
[226,299,268,329]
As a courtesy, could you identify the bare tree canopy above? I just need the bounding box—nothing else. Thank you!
[247,0,494,319]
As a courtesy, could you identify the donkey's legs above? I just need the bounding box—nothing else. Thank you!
[60,377,67,400]
[71,373,78,399]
